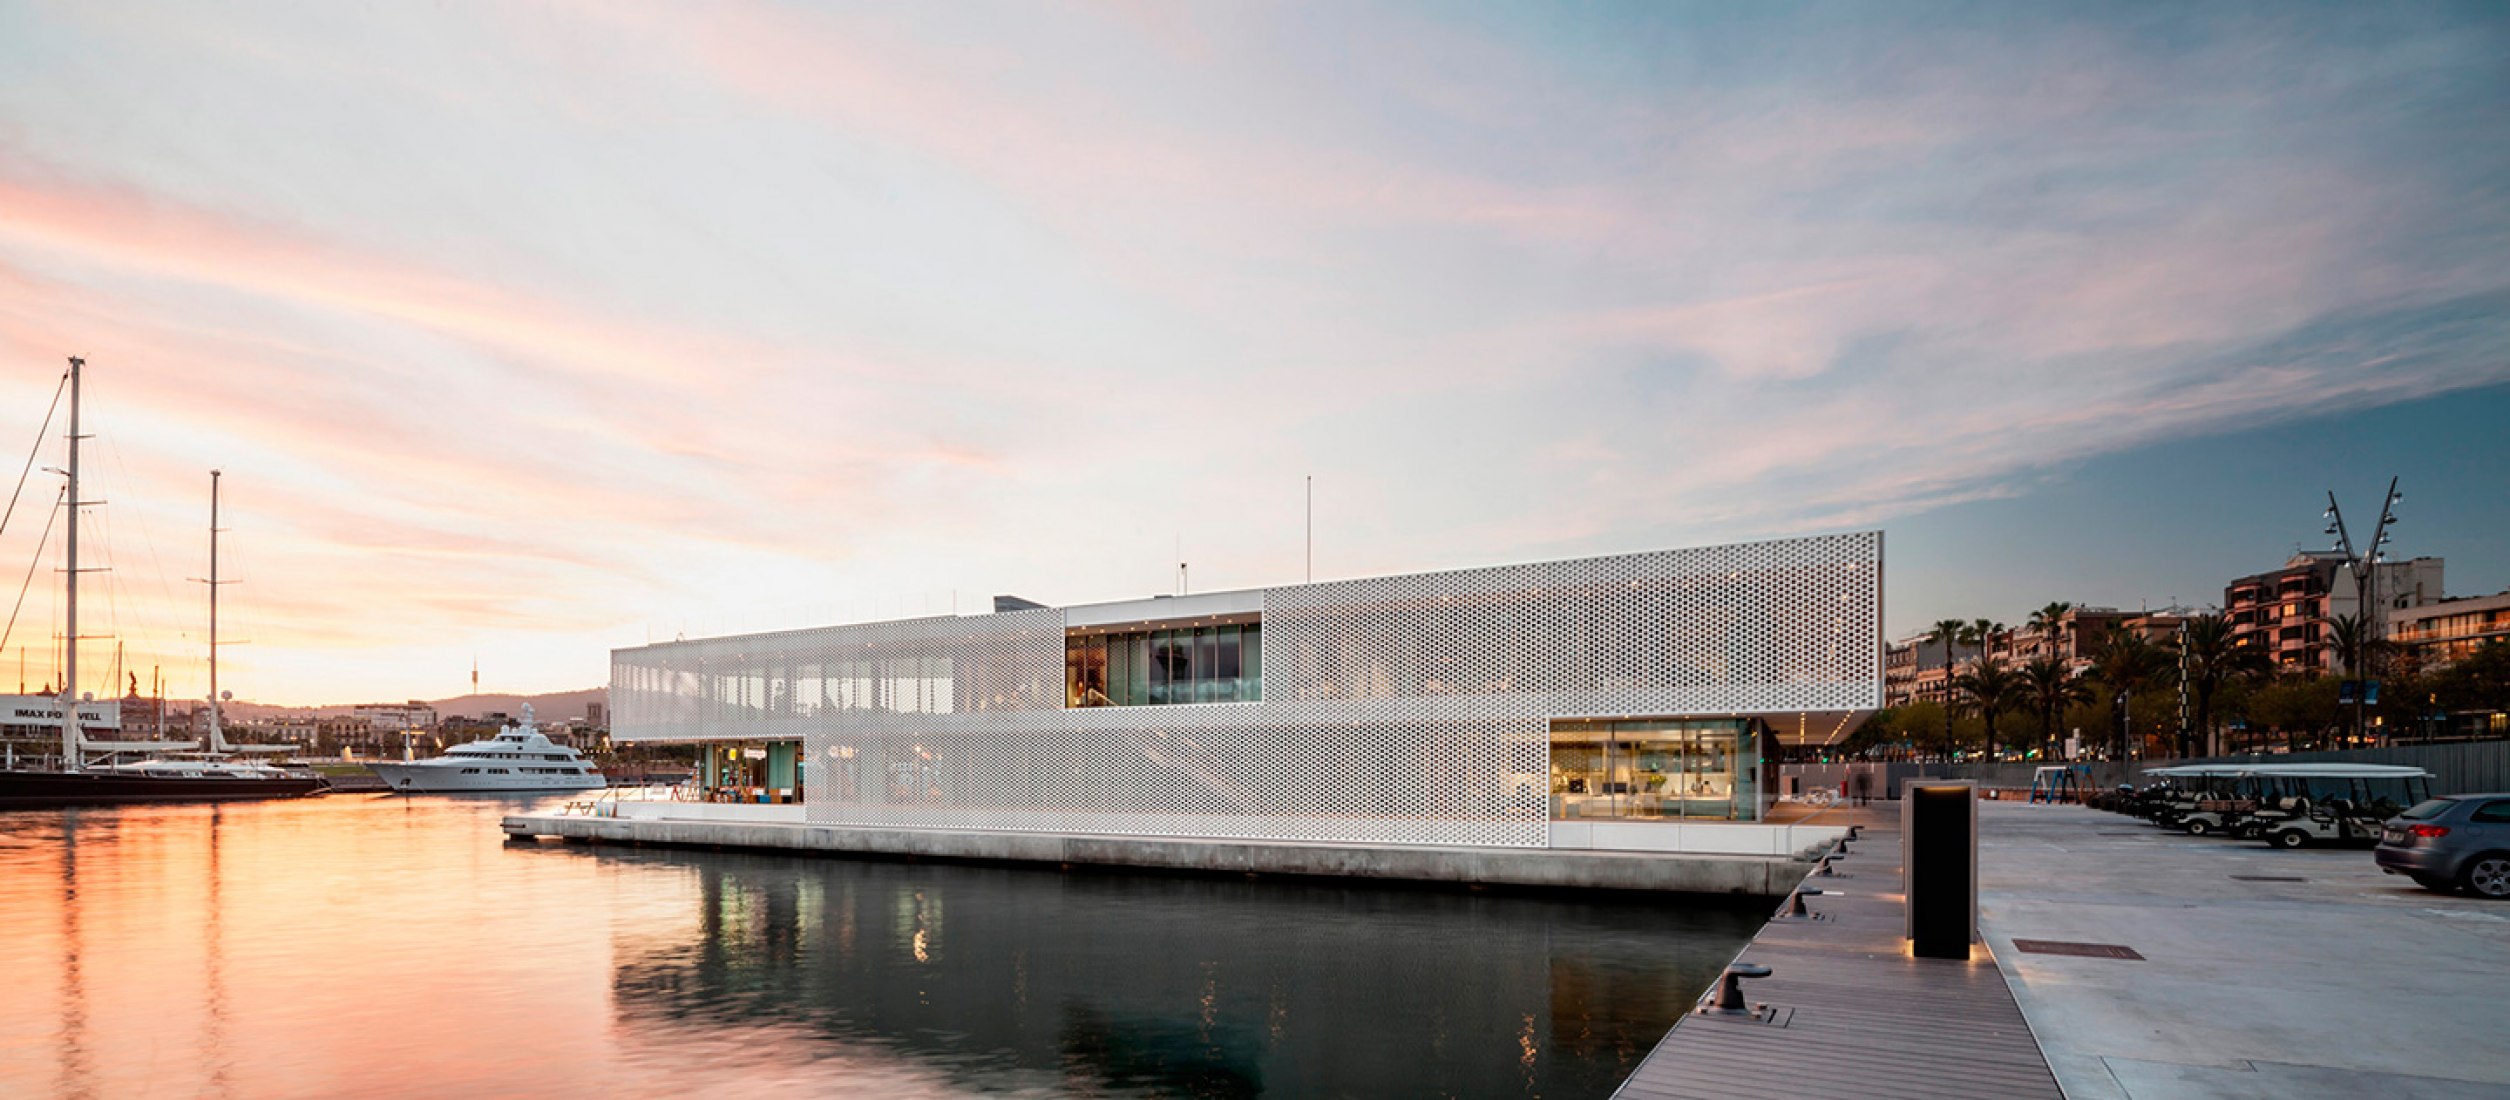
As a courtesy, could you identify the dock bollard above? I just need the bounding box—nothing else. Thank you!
[1786,887,1824,919]
[1847,824,1864,841]
[1815,856,1836,877]
[1708,962,1773,1013]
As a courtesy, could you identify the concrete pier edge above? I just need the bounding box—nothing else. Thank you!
[501,812,1816,898]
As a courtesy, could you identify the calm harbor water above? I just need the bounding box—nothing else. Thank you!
[0,795,1757,1099]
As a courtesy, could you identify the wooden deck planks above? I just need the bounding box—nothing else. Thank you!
[1611,810,2062,1100]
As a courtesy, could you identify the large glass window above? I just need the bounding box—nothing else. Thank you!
[1068,623,1261,706]
[1547,718,1760,821]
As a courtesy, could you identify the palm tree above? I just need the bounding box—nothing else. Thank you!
[2091,631,2172,759]
[1926,618,1967,759]
[1962,618,2010,665]
[2327,612,2387,743]
[2327,613,2383,679]
[1954,657,2027,760]
[2174,614,2269,757]
[2029,601,2074,660]
[2021,655,2090,757]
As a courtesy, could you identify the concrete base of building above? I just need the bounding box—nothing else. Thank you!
[499,812,1820,897]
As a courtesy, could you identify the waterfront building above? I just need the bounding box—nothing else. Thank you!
[353,701,439,733]
[2389,591,2510,668]
[2225,552,2443,673]
[1882,636,1968,708]
[1884,606,2175,708]
[2003,607,2140,670]
[608,533,1881,852]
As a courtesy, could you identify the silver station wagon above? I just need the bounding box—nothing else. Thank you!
[2375,793,2510,898]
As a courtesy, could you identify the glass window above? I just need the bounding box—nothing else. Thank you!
[1547,718,1759,822]
[1196,628,1221,702]
[1064,621,1261,707]
[1066,633,1111,707]
[1243,625,1261,700]
[2473,800,2510,824]
[1214,625,1242,678]
[1147,632,1174,704]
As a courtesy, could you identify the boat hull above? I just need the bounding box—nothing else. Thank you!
[366,762,607,794]
[0,769,328,810]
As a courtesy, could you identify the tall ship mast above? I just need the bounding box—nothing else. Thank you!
[208,468,231,754]
[195,469,288,758]
[59,356,84,768]
[0,356,323,808]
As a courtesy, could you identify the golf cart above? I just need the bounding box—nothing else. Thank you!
[2140,764,2262,836]
[2236,764,2437,849]
[2101,779,2177,819]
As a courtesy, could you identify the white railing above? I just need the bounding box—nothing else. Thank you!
[559,782,699,818]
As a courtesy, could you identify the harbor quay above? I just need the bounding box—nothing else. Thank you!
[1977,801,2510,1098]
[1610,799,2510,1100]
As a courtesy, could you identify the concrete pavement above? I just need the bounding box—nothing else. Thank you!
[1977,801,2510,1099]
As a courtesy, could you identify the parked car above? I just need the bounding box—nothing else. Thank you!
[2374,793,2510,898]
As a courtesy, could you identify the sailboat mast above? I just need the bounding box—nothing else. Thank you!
[209,470,223,751]
[60,357,81,768]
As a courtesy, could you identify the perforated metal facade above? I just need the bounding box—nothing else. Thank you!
[612,532,1881,848]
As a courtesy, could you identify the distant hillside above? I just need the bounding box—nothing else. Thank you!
[425,687,607,722]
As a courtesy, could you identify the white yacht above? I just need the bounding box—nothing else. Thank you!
[367,705,606,793]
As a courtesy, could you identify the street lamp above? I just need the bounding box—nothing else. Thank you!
[2323,477,2402,745]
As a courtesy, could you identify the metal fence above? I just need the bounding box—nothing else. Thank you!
[1783,740,2510,800]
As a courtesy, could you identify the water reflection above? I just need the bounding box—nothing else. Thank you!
[0,797,1756,1099]
[54,815,91,1100]
[587,845,1757,1098]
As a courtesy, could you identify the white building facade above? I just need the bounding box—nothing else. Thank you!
[611,533,1881,851]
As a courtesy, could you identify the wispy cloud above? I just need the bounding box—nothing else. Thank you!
[0,1,2502,698]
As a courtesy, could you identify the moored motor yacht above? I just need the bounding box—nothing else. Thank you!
[367,705,606,793]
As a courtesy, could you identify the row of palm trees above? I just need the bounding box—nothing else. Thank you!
[1916,603,2276,760]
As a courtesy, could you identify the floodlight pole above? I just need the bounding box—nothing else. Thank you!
[2323,477,2402,747]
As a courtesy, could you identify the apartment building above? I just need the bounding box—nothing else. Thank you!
[2390,591,2510,668]
[2224,552,2442,673]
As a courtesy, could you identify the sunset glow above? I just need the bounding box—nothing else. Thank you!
[1,3,2505,704]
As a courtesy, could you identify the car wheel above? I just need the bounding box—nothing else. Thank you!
[2274,830,2308,850]
[2185,820,2210,836]
[2464,854,2510,900]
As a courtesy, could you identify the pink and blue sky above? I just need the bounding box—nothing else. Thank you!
[1,2,2506,705]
